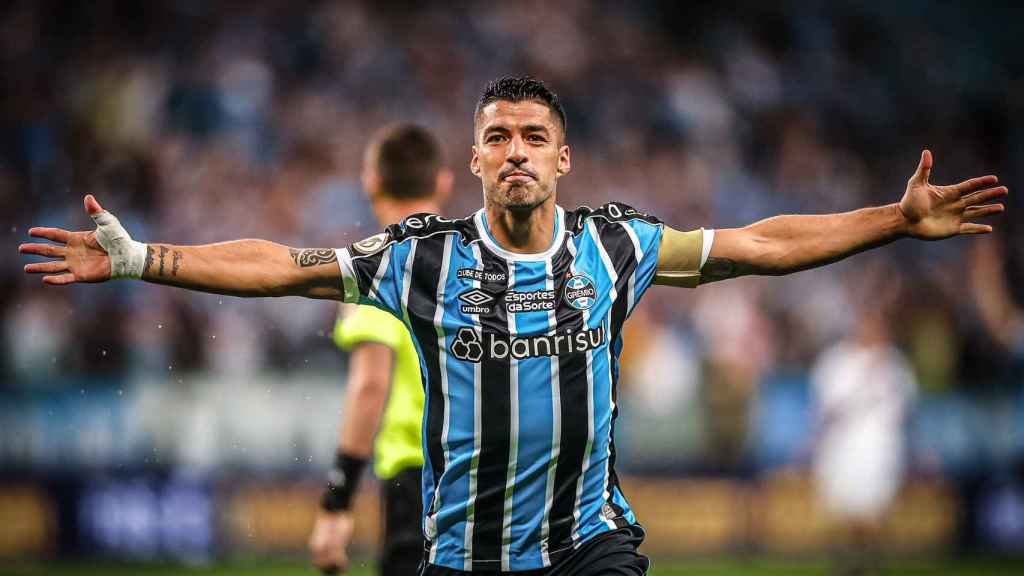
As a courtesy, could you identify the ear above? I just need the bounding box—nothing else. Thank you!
[361,166,379,200]
[435,168,454,204]
[557,144,571,177]
[470,146,481,177]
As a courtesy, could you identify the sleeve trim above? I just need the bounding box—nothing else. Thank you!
[336,248,359,303]
[700,228,715,269]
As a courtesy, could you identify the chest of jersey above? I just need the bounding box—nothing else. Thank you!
[432,242,612,365]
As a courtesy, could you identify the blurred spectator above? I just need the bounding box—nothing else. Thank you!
[811,269,917,575]
[3,0,1021,477]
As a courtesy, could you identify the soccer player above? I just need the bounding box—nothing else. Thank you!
[20,77,1007,575]
[309,124,452,575]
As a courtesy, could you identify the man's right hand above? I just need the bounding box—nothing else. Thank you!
[20,195,114,285]
[309,510,355,574]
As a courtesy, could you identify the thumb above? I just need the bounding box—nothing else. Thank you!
[912,149,933,184]
[84,194,104,216]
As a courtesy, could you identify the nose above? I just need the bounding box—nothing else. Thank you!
[507,135,527,164]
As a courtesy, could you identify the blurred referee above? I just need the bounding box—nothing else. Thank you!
[309,124,452,575]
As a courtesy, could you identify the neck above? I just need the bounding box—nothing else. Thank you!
[485,198,557,254]
[374,198,441,226]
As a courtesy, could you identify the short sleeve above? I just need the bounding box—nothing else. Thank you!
[621,217,664,303]
[335,228,408,318]
[334,304,406,351]
[578,202,664,313]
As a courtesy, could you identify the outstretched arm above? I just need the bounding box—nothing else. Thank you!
[680,150,1007,284]
[19,195,345,300]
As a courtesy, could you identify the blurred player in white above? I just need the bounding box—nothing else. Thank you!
[811,282,917,575]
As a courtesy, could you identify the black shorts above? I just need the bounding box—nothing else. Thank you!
[379,466,425,576]
[418,525,650,576]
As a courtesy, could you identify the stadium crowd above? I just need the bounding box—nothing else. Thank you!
[4,1,1022,473]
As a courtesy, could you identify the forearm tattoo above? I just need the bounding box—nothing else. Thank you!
[144,245,155,274]
[158,245,168,275]
[289,248,338,267]
[144,244,184,277]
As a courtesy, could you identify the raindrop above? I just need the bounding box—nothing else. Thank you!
[117,389,123,396]
[211,334,217,339]
[101,350,107,357]
[167,365,173,371]
[157,324,163,329]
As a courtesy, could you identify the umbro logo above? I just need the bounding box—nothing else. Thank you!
[458,289,494,314]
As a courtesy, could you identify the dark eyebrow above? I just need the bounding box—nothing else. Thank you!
[482,125,510,136]
[521,124,550,134]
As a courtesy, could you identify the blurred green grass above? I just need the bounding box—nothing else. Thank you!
[5,558,1024,575]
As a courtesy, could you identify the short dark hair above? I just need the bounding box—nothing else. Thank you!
[475,76,567,136]
[367,123,443,200]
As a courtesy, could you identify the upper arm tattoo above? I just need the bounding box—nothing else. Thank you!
[699,257,743,284]
[289,248,338,267]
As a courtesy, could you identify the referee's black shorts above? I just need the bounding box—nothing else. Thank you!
[380,466,425,576]
[419,524,650,575]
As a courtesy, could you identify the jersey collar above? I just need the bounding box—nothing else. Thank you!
[473,205,566,262]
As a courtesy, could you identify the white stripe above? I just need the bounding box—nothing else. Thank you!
[589,220,621,531]
[369,245,393,304]
[427,236,452,565]
[464,242,484,571]
[619,223,644,312]
[334,248,359,303]
[700,228,715,268]
[401,240,418,323]
[566,239,599,542]
[501,264,520,571]
[589,220,619,301]
[540,257,559,567]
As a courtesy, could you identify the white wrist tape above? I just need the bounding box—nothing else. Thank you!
[90,210,148,279]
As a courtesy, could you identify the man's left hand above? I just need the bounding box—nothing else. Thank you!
[898,149,1007,240]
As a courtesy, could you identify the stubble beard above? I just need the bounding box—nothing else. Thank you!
[489,182,553,216]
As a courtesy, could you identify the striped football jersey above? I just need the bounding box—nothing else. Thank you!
[336,203,666,571]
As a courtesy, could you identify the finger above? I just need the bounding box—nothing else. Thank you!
[964,204,1005,219]
[25,261,69,274]
[42,273,77,285]
[959,223,993,235]
[28,227,70,243]
[912,149,933,184]
[19,243,65,258]
[84,194,104,216]
[963,186,1009,206]
[951,175,999,196]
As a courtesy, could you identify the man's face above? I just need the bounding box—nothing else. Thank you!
[471,100,570,212]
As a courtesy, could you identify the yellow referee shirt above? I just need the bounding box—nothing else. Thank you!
[333,304,425,480]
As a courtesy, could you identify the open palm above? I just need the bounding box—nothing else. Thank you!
[898,150,1007,240]
[19,195,113,284]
